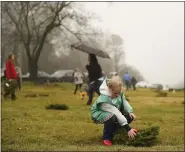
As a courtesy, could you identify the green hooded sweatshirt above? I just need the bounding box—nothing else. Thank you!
[91,79,133,124]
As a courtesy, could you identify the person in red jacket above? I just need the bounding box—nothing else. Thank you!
[3,53,18,100]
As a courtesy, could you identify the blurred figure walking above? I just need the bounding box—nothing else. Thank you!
[123,72,131,91]
[131,76,137,91]
[73,68,84,95]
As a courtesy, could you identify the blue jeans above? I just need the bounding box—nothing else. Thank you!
[87,80,103,105]
[102,114,133,141]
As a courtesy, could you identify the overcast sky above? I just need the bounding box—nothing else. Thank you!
[83,2,184,86]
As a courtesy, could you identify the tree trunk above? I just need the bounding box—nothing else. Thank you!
[28,58,38,81]
[1,52,5,68]
[13,43,20,67]
[114,64,120,75]
[1,45,7,68]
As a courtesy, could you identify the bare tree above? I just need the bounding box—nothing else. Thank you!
[1,2,98,80]
[105,34,125,74]
[113,46,124,74]
[1,21,19,67]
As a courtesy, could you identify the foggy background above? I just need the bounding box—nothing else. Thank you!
[84,2,184,86]
[1,2,184,88]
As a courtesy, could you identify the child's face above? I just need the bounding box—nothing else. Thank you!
[110,87,121,98]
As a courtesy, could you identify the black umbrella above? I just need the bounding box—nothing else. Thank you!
[71,43,111,59]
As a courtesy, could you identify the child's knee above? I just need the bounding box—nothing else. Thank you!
[111,115,117,122]
[105,115,117,124]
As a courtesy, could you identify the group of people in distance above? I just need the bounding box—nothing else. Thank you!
[123,72,137,91]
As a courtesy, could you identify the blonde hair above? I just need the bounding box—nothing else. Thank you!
[107,76,123,91]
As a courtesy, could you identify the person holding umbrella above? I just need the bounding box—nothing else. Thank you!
[71,43,110,105]
[86,53,104,105]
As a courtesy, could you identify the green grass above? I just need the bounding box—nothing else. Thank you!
[1,83,184,151]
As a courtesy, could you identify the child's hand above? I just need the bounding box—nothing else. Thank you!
[129,113,136,121]
[128,128,137,140]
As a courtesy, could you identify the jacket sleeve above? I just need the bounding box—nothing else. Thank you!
[74,72,76,78]
[97,64,102,75]
[122,95,134,114]
[80,73,84,78]
[100,103,132,132]
[100,103,128,126]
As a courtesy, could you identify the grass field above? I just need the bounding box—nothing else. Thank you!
[1,82,184,151]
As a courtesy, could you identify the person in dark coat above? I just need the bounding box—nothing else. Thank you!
[131,76,137,91]
[86,53,103,105]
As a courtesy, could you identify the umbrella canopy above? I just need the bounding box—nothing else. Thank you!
[71,43,111,59]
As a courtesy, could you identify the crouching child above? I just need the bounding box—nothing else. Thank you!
[91,76,137,146]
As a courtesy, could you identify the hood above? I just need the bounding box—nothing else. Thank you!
[99,79,111,96]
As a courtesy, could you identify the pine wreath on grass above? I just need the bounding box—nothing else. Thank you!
[45,104,69,110]
[156,92,168,97]
[39,93,49,97]
[25,93,37,97]
[113,126,160,147]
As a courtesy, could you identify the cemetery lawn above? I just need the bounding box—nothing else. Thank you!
[1,82,184,151]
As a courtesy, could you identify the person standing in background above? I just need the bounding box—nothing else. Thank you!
[4,53,18,100]
[123,72,131,91]
[86,53,103,105]
[131,76,137,91]
[16,67,22,90]
[73,68,83,95]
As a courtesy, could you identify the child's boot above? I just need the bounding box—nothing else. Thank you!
[103,140,112,146]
